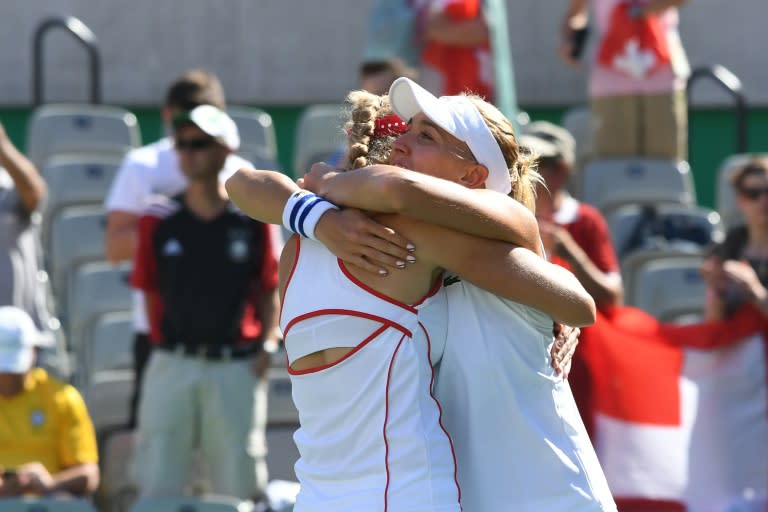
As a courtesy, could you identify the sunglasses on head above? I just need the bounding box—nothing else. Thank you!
[738,186,768,200]
[175,137,217,151]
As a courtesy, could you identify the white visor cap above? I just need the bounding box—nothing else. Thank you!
[388,77,511,195]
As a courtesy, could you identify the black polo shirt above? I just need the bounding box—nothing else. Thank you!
[131,194,279,347]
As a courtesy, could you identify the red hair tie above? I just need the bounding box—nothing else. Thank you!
[374,114,408,138]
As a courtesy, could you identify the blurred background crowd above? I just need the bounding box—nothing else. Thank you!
[0,0,766,511]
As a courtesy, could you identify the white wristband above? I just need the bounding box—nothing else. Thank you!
[281,190,339,241]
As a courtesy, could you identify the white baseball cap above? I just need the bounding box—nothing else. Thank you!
[388,77,511,195]
[173,105,240,151]
[0,307,40,374]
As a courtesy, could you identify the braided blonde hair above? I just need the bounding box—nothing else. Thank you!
[342,90,541,214]
[342,90,398,169]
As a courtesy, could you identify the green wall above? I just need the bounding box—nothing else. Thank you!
[2,105,766,210]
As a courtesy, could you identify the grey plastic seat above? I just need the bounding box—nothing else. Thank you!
[715,153,768,229]
[265,366,300,482]
[27,104,140,166]
[621,246,705,315]
[228,106,280,169]
[626,254,707,322]
[580,158,696,215]
[99,429,138,512]
[81,310,133,388]
[606,203,724,259]
[40,155,121,250]
[129,496,255,512]
[267,366,299,425]
[41,154,121,212]
[66,261,132,352]
[48,205,108,299]
[84,369,132,434]
[0,498,97,512]
[293,104,344,177]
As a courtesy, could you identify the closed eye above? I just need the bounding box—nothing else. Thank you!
[418,130,435,142]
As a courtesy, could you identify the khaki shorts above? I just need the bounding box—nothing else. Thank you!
[591,90,687,161]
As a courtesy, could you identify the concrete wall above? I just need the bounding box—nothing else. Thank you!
[2,0,766,107]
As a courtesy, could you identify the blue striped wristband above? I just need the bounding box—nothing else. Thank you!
[282,190,339,241]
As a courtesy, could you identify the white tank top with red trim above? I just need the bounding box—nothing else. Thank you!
[279,238,460,512]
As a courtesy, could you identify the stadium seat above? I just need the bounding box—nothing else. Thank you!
[66,261,132,352]
[82,310,133,387]
[84,369,133,433]
[47,206,108,299]
[0,498,97,512]
[27,104,140,166]
[267,367,299,425]
[264,366,300,482]
[41,154,121,213]
[97,428,138,512]
[292,104,345,178]
[621,246,706,317]
[228,106,280,169]
[560,105,593,194]
[580,158,696,215]
[129,496,255,512]
[626,254,707,322]
[47,205,108,297]
[40,154,121,248]
[715,153,768,229]
[606,203,724,259]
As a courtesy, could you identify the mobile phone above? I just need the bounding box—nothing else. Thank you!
[570,25,591,60]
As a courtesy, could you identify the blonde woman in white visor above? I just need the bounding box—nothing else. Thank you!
[227,81,613,511]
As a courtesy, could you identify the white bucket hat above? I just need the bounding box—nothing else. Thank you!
[0,306,40,374]
[388,77,511,195]
[173,104,240,151]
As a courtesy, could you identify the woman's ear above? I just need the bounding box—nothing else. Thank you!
[460,164,490,189]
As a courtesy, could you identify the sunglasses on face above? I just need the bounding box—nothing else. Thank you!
[738,186,768,200]
[175,137,217,151]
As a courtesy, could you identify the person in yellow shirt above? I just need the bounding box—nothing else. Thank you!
[0,306,99,497]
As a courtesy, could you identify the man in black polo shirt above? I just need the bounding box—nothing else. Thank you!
[130,105,280,500]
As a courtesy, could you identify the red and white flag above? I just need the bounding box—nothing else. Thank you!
[578,306,768,511]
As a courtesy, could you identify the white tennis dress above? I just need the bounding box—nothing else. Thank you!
[433,278,617,512]
[279,237,461,512]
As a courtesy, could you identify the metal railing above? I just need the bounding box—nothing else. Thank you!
[686,65,748,154]
[32,16,101,106]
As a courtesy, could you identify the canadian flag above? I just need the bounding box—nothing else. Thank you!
[578,306,768,511]
[597,1,672,79]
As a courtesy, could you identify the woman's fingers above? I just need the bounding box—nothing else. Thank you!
[551,324,580,377]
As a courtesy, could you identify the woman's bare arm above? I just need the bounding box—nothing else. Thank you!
[382,214,596,327]
[302,163,543,255]
[226,167,413,274]
[225,168,298,225]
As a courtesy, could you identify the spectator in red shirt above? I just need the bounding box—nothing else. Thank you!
[522,121,624,311]
[521,121,624,439]
[421,0,494,99]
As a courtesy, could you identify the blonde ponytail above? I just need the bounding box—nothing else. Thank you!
[466,95,543,213]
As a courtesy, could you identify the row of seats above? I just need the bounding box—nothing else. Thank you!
[560,106,763,324]
[25,104,302,512]
[0,495,270,512]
